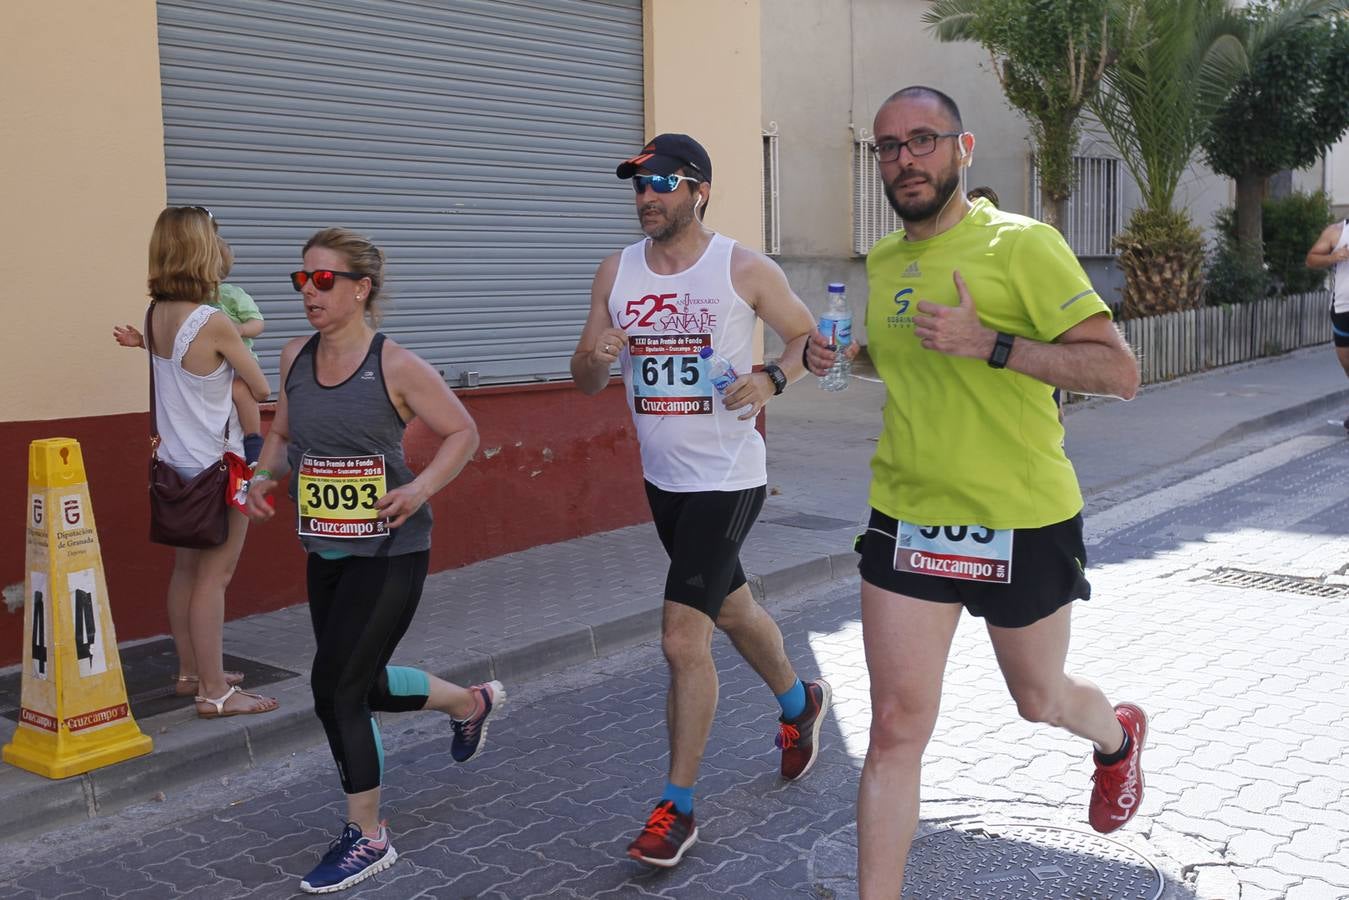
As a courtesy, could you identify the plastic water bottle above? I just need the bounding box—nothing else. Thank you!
[819,282,852,391]
[699,346,738,394]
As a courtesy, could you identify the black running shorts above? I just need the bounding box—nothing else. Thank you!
[1331,304,1349,348]
[644,481,766,620]
[857,508,1091,628]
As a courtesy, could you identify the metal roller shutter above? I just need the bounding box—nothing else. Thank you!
[156,0,644,387]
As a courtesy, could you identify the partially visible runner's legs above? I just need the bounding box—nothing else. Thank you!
[856,582,961,897]
[717,584,833,781]
[986,604,1146,834]
[1336,346,1349,432]
[856,517,1147,897]
[299,552,506,893]
[627,486,832,867]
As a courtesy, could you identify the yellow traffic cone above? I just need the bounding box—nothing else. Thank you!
[3,438,152,778]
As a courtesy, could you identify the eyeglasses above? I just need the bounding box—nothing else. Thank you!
[869,132,963,163]
[289,270,365,292]
[189,205,215,221]
[632,173,702,194]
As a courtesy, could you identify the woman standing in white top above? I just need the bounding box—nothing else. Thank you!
[139,206,277,717]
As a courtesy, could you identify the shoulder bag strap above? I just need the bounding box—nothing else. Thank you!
[145,306,160,456]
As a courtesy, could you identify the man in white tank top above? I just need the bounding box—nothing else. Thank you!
[1305,217,1349,431]
[571,133,831,868]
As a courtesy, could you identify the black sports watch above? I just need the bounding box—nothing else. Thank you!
[762,362,787,395]
[988,332,1015,369]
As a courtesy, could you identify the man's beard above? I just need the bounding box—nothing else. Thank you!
[642,196,697,242]
[884,167,961,223]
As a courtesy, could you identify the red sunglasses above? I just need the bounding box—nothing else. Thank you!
[290,269,364,292]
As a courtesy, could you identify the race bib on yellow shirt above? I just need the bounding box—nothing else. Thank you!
[895,522,1013,583]
[297,454,387,539]
[630,334,713,415]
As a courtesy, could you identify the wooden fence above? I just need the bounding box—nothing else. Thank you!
[1118,290,1332,385]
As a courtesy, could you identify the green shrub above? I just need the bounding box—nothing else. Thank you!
[1204,228,1270,306]
[1263,191,1330,295]
[1209,191,1330,300]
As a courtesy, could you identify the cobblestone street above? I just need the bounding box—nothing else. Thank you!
[4,423,1348,899]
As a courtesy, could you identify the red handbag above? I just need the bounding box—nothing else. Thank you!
[145,307,230,548]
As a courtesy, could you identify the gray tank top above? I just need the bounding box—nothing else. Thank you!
[285,333,432,557]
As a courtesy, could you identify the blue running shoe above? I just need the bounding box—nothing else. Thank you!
[299,822,397,894]
[451,680,505,763]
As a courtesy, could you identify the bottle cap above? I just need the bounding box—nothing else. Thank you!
[698,346,713,359]
[828,282,846,293]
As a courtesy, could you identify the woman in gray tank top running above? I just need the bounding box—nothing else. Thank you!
[245,228,505,894]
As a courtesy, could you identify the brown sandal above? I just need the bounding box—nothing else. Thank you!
[195,685,279,718]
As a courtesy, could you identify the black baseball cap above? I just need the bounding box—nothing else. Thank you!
[615,133,712,183]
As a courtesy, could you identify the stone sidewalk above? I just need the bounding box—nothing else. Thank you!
[3,425,1346,898]
[1,345,1346,842]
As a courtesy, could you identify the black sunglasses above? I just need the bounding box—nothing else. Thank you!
[290,270,365,292]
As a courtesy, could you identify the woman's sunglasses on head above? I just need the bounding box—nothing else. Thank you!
[184,205,219,230]
[290,270,364,292]
[632,173,702,194]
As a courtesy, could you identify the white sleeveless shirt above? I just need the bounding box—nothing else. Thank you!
[152,305,243,475]
[608,233,765,492]
[1332,220,1349,314]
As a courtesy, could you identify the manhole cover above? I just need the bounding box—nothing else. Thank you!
[1199,567,1349,599]
[902,822,1163,899]
[763,512,855,531]
[0,638,298,723]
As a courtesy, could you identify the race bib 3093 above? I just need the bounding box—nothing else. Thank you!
[297,454,387,539]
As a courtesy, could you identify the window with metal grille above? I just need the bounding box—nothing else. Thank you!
[1030,155,1122,257]
[762,125,781,255]
[853,137,901,255]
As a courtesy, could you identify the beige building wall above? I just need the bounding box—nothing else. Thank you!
[1,1,167,423]
[761,0,1254,324]
[1329,138,1349,218]
[644,0,763,251]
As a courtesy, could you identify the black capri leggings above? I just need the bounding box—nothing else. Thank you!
[307,550,431,794]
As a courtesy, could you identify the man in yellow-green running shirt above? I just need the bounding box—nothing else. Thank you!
[806,86,1147,898]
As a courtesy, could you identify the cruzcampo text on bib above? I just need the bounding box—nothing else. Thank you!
[895,521,1013,584]
[629,334,713,416]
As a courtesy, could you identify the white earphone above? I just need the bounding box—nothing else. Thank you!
[694,195,703,210]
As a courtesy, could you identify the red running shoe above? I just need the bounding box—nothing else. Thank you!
[1089,702,1148,834]
[777,679,832,781]
[626,800,698,867]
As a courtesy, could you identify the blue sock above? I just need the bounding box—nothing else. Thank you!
[777,679,806,721]
[660,781,694,815]
[242,433,264,466]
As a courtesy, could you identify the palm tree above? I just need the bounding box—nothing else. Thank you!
[924,0,1121,232]
[1089,0,1245,317]
[1202,0,1349,262]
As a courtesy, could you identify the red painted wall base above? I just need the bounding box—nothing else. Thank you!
[0,381,645,668]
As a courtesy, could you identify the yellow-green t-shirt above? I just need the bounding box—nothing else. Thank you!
[865,199,1109,529]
